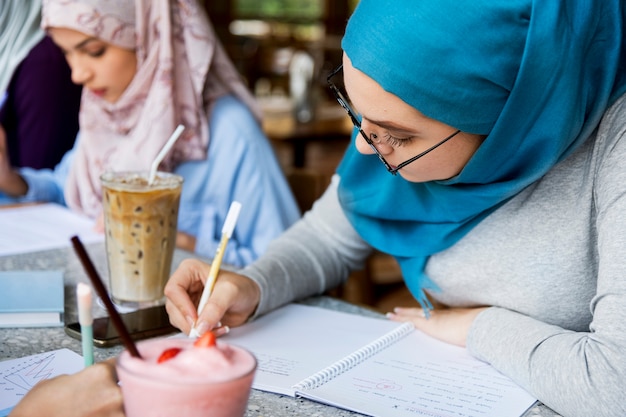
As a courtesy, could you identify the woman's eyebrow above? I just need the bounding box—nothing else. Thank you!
[361,116,417,134]
[73,37,101,50]
[345,85,418,134]
[346,90,417,134]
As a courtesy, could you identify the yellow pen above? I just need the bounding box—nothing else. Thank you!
[189,201,241,338]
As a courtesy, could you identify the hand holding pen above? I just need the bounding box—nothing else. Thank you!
[164,257,261,336]
[189,201,242,338]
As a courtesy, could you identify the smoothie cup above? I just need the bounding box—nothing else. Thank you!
[101,171,183,309]
[116,337,257,417]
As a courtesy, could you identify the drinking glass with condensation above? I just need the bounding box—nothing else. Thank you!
[101,171,183,309]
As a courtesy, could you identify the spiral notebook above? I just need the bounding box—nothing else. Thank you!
[224,303,537,417]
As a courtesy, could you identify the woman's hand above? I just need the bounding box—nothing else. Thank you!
[164,258,260,336]
[9,359,124,417]
[0,124,28,197]
[387,306,488,347]
[175,231,197,252]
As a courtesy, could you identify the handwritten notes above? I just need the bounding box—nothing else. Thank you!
[304,329,536,417]
[224,303,402,396]
[223,304,537,417]
[0,349,84,416]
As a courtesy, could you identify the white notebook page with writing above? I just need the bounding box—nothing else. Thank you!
[224,303,403,395]
[0,349,84,416]
[300,328,536,417]
[224,303,536,417]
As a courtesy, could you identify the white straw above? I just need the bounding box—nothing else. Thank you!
[148,124,185,185]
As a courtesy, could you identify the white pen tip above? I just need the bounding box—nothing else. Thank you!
[222,201,242,238]
[189,328,200,338]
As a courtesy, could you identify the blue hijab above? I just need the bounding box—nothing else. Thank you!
[338,0,626,311]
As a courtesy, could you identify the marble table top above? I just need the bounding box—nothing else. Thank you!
[0,243,561,417]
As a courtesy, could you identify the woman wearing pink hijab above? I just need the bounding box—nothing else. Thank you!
[0,0,300,267]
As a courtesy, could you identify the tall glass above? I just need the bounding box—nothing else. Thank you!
[101,171,183,309]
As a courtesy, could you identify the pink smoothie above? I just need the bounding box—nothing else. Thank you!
[117,337,256,417]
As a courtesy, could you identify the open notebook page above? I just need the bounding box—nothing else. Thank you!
[223,303,403,396]
[300,328,537,417]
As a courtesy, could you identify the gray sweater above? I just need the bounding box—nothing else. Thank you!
[242,94,626,417]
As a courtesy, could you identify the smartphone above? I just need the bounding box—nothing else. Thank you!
[65,305,178,347]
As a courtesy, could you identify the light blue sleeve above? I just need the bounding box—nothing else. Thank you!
[0,141,74,206]
[175,95,301,267]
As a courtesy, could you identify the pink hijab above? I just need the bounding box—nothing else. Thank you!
[41,0,260,218]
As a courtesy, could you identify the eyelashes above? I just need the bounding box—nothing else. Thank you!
[88,47,106,58]
[382,132,414,147]
[59,47,106,58]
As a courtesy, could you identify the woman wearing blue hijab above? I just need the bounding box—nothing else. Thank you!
[166,1,626,416]
[338,0,626,311]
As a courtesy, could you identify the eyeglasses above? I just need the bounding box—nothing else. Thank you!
[327,64,461,175]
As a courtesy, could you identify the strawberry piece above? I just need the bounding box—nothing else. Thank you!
[157,347,182,363]
[193,331,216,348]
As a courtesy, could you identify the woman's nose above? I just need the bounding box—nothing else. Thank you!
[68,58,91,85]
[356,120,393,155]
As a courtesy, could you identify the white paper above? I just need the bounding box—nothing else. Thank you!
[223,304,537,417]
[0,203,103,256]
[224,304,402,395]
[0,349,84,416]
[301,330,537,417]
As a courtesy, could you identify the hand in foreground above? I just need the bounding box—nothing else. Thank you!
[9,358,124,417]
[164,258,260,336]
[387,306,489,347]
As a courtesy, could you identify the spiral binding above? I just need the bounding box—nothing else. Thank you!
[293,321,414,391]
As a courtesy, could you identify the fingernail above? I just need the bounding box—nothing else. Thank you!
[213,325,230,337]
[186,315,195,327]
[196,321,210,336]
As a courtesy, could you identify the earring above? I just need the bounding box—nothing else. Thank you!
[370,133,380,144]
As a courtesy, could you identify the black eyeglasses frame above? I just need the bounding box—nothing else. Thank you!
[327,64,461,175]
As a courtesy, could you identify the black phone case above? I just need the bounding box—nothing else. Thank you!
[64,305,177,347]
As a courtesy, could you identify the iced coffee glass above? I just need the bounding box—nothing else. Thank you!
[117,338,257,417]
[101,171,183,308]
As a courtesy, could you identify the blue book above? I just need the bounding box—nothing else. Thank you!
[0,271,64,328]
